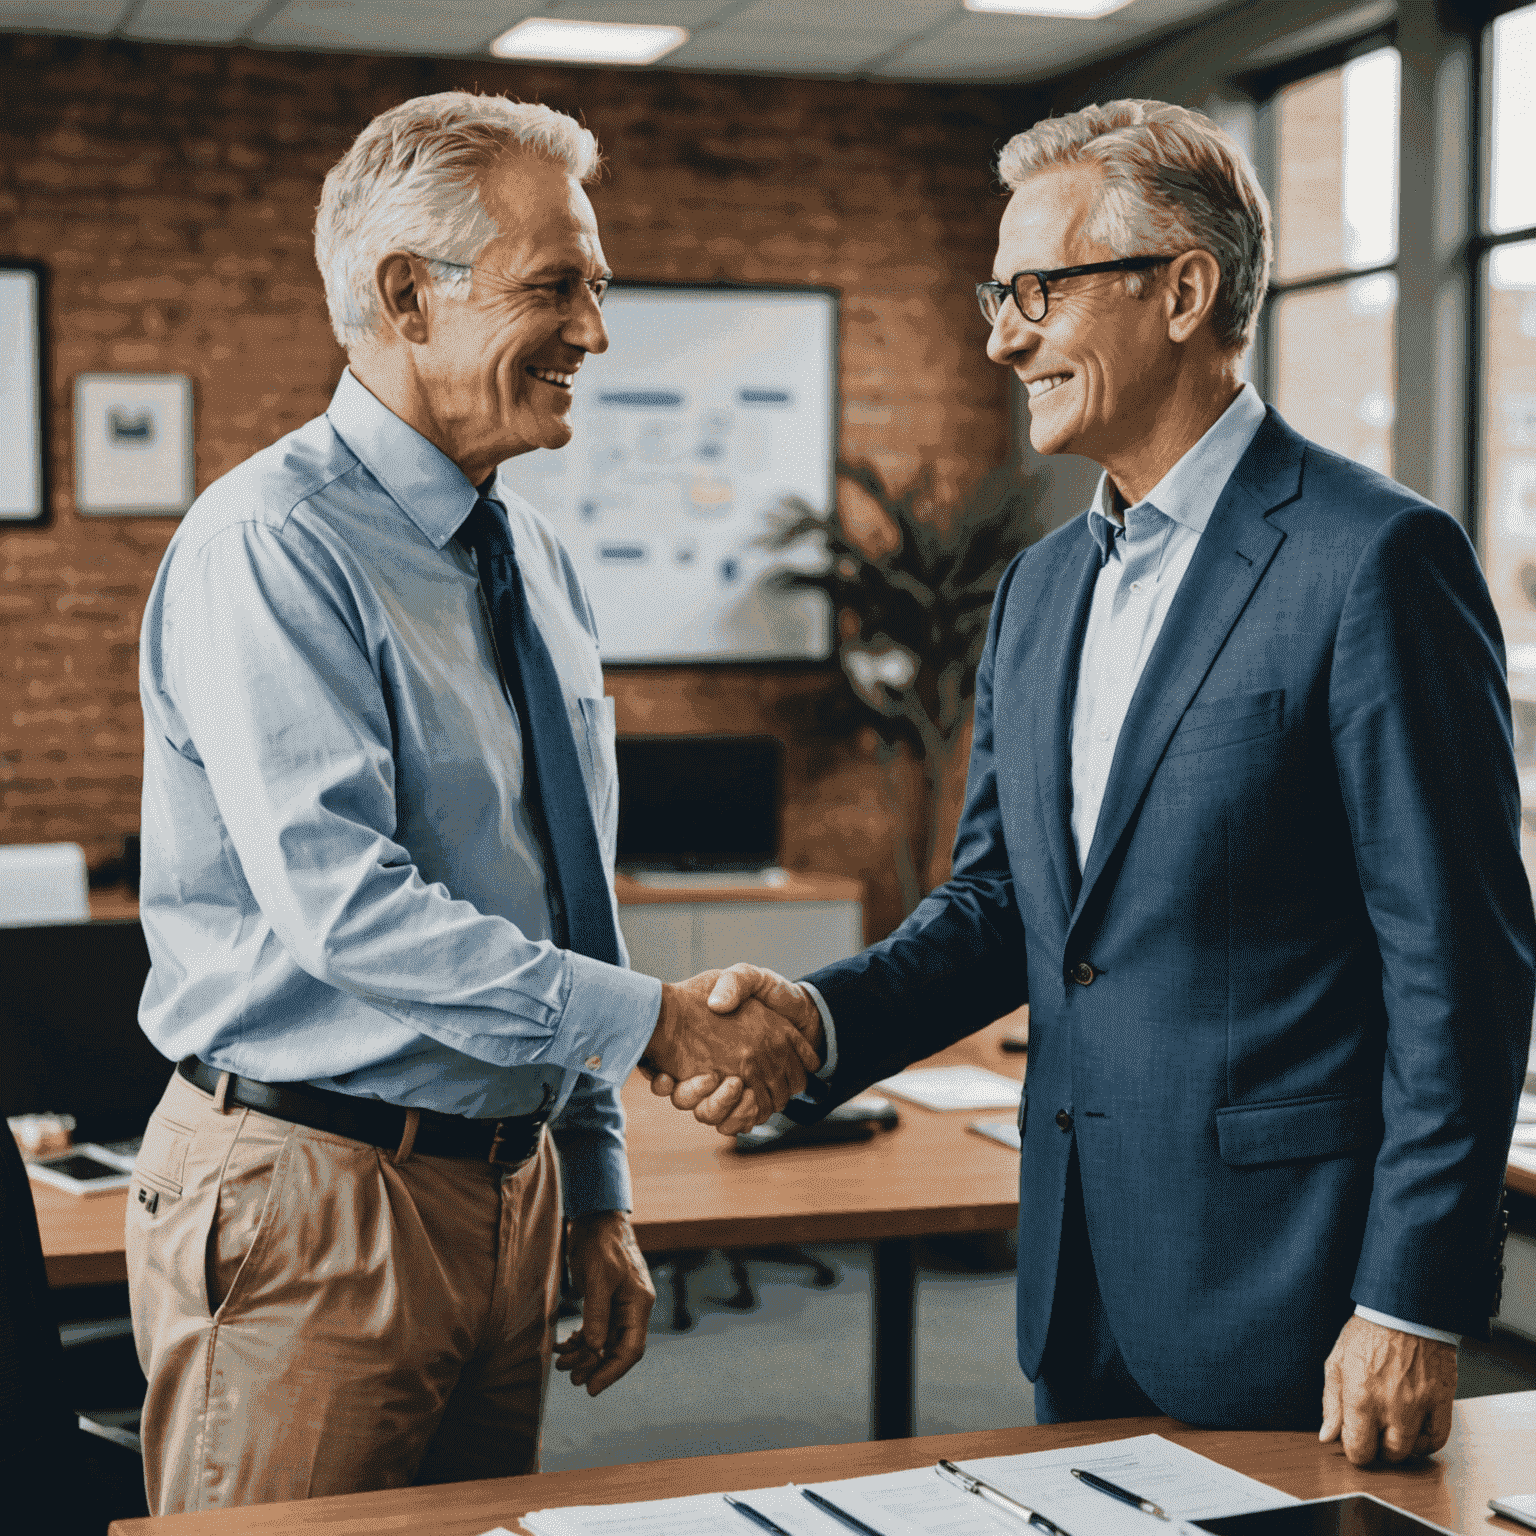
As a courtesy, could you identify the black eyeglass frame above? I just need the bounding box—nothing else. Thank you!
[976,255,1179,324]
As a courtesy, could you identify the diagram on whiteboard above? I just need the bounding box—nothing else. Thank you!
[498,285,836,663]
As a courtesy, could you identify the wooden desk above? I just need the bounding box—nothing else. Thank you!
[34,1015,1028,1437]
[107,1392,1536,1535]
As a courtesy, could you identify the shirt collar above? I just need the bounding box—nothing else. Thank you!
[325,369,480,550]
[1085,381,1268,562]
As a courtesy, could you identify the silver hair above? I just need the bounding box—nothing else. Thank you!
[996,100,1272,354]
[314,91,601,351]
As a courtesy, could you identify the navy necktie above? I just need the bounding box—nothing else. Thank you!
[457,497,621,966]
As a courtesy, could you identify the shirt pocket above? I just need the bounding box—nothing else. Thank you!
[1164,688,1285,760]
[1215,1091,1381,1167]
[575,695,619,864]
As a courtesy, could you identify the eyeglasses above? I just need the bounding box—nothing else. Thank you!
[409,254,611,310]
[976,256,1178,325]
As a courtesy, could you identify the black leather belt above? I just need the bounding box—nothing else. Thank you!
[177,1057,550,1169]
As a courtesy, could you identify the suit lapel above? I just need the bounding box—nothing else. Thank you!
[1031,523,1102,922]
[1068,409,1304,936]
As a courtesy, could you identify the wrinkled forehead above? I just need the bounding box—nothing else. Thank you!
[994,162,1110,276]
[477,151,605,262]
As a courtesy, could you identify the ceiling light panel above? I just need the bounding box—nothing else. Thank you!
[490,16,687,63]
[126,0,274,43]
[256,1,537,54]
[966,0,1132,17]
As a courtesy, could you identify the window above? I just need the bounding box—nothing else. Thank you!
[1479,3,1536,824]
[1265,46,1401,476]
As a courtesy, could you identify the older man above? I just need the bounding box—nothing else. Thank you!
[128,92,818,1515]
[690,102,1533,1460]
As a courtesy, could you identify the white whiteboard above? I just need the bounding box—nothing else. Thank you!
[499,285,835,663]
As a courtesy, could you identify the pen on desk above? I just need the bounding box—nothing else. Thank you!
[936,1458,1074,1536]
[801,1487,891,1536]
[723,1493,796,1536]
[1070,1466,1169,1520]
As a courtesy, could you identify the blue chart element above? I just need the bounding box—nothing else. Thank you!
[599,543,649,564]
[719,557,740,584]
[738,388,792,405]
[597,390,685,408]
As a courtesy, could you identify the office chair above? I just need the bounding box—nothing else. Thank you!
[0,1128,148,1532]
[649,1246,838,1332]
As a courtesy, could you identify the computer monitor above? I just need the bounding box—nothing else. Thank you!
[617,735,783,871]
[0,919,171,1144]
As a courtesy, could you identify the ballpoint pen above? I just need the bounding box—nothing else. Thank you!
[936,1458,1075,1536]
[801,1487,891,1535]
[724,1493,796,1536]
[1071,1466,1170,1520]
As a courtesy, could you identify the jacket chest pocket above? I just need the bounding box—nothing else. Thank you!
[1164,689,1285,760]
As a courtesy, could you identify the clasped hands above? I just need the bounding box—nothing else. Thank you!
[640,964,822,1135]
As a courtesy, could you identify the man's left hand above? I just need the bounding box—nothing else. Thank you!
[553,1210,655,1396]
[1319,1314,1457,1464]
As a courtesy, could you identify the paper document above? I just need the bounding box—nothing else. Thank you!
[969,1118,1022,1151]
[1517,1089,1536,1124]
[876,1065,1022,1111]
[520,1483,849,1536]
[1511,1144,1536,1177]
[960,1433,1296,1534]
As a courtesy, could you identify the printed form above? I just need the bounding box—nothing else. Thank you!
[513,1433,1294,1536]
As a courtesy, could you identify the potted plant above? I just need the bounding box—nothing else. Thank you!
[765,458,1045,916]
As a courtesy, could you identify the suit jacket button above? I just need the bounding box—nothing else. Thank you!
[1055,1109,1073,1131]
[1071,961,1096,985]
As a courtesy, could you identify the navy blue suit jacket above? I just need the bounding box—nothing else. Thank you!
[802,409,1535,1427]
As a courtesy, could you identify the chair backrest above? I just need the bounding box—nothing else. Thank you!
[0,920,171,1143]
[0,843,90,927]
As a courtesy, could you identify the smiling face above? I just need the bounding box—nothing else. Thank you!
[413,151,611,473]
[987,162,1178,468]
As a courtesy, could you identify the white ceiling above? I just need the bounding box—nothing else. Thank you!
[0,0,1251,84]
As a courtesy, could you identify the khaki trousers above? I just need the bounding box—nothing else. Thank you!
[126,1070,562,1515]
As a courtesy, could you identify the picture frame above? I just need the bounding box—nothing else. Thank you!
[75,372,194,517]
[0,260,48,525]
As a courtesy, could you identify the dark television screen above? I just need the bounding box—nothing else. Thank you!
[617,735,782,870]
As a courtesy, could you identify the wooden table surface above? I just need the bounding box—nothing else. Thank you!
[107,1391,1536,1535]
[35,1015,1029,1285]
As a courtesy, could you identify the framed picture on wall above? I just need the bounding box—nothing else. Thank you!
[0,261,47,524]
[75,373,194,516]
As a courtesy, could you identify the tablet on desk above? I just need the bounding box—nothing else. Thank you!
[1192,1494,1456,1536]
[26,1143,137,1195]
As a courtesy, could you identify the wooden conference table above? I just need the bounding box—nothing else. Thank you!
[34,1015,1031,1440]
[106,1392,1536,1535]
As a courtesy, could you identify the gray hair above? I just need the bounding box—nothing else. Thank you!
[315,91,601,350]
[996,101,1271,354]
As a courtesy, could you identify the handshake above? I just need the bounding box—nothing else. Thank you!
[639,964,824,1137]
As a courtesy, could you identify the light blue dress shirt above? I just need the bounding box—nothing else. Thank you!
[137,370,663,1217]
[1067,381,1456,1349]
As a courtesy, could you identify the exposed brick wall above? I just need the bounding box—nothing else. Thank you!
[0,33,1034,940]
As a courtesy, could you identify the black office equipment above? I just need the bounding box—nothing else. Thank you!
[1193,1495,1455,1535]
[617,735,783,871]
[0,920,170,1144]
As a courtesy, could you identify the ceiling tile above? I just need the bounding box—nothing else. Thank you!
[729,0,955,24]
[125,0,273,43]
[0,0,125,33]
[877,8,1137,81]
[543,0,744,22]
[255,0,538,54]
[668,23,913,72]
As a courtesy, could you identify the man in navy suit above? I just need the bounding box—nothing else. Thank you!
[660,101,1535,1462]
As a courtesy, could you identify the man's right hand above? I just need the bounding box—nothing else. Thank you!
[641,970,821,1128]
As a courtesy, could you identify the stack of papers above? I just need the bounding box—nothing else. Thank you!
[874,1065,1022,1112]
[1510,1090,1536,1174]
[513,1433,1296,1536]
